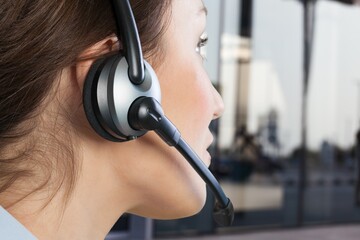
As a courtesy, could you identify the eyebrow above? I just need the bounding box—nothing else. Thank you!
[199,5,208,16]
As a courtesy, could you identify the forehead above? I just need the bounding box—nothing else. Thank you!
[160,0,207,51]
[171,0,206,17]
[168,0,207,35]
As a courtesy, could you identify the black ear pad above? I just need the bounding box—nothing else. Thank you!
[83,54,162,142]
[83,55,123,142]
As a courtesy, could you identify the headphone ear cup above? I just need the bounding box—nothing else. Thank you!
[83,57,123,142]
[83,54,161,142]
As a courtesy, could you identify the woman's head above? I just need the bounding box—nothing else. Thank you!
[0,0,223,221]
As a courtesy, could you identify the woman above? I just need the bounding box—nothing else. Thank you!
[0,0,224,239]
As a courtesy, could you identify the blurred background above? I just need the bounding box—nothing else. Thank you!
[107,0,360,239]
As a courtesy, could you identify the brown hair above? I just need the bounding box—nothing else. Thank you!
[0,0,171,207]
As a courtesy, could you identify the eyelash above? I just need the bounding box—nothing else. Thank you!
[196,33,208,59]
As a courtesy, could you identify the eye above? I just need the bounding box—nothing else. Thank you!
[195,32,208,59]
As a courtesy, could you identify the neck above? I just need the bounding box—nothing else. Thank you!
[6,141,138,240]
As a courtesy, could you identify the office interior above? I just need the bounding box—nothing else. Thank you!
[106,0,360,239]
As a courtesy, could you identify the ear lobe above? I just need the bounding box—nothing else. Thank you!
[74,36,118,92]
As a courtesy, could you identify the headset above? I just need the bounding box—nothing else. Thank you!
[83,0,234,226]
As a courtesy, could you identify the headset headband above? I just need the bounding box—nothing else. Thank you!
[110,0,145,85]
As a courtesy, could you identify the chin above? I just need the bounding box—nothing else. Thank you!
[172,183,208,219]
[181,201,206,218]
[130,183,208,220]
[154,199,207,220]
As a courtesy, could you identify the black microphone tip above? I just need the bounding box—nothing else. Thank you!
[213,198,234,227]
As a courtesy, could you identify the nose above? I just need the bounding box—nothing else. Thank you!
[212,85,224,120]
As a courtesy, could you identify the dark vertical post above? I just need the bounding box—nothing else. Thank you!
[298,0,316,226]
[240,0,253,38]
[129,216,153,240]
[234,0,253,129]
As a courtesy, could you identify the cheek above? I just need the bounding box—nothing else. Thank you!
[158,61,213,146]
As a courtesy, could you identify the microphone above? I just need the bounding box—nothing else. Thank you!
[128,97,234,226]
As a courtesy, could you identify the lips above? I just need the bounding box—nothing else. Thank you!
[203,150,212,167]
[206,132,214,150]
[203,132,214,167]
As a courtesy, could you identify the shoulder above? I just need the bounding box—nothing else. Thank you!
[0,206,37,240]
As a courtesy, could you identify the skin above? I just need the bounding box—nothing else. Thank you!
[7,0,224,239]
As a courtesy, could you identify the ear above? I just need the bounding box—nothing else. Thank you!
[74,36,119,93]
